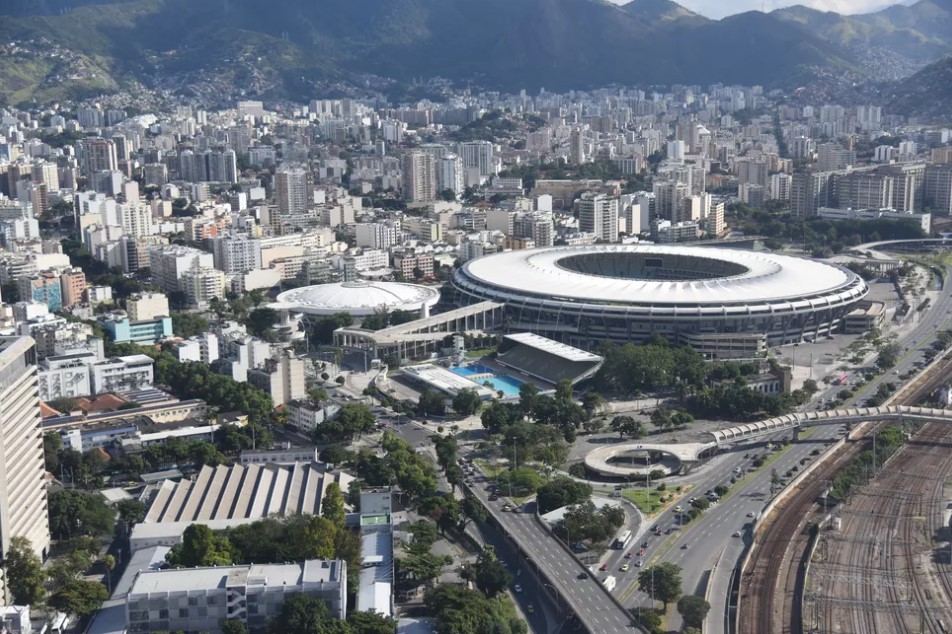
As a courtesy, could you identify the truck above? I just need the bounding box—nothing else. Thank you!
[602,575,617,592]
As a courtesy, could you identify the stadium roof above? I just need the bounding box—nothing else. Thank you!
[460,245,859,306]
[274,280,440,316]
[503,333,602,362]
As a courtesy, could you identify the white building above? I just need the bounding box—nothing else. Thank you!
[438,153,465,196]
[91,354,155,394]
[355,221,402,250]
[210,235,263,275]
[247,352,306,407]
[0,337,51,560]
[182,266,226,309]
[148,246,214,293]
[126,292,170,322]
[37,352,97,402]
[287,401,342,433]
[577,193,620,242]
[174,333,219,365]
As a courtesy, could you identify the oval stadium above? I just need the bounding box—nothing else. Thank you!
[451,245,869,355]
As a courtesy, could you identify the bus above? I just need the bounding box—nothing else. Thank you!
[613,530,633,550]
[834,372,849,386]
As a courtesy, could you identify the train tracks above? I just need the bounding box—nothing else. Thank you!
[738,350,952,634]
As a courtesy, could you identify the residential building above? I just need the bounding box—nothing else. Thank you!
[402,152,436,203]
[817,143,855,172]
[127,293,170,322]
[438,153,464,196]
[148,246,214,293]
[125,559,347,633]
[37,352,96,402]
[790,171,833,218]
[76,138,118,176]
[0,337,51,562]
[173,333,219,365]
[247,352,306,407]
[90,355,155,394]
[18,272,62,311]
[392,251,434,280]
[59,268,87,307]
[287,401,342,433]
[209,235,263,275]
[925,164,952,215]
[460,141,495,179]
[577,193,619,242]
[355,222,402,250]
[274,167,311,219]
[182,266,226,309]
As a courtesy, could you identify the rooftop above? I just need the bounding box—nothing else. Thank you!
[128,559,344,596]
[502,332,602,363]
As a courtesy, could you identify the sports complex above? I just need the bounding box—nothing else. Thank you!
[451,244,870,354]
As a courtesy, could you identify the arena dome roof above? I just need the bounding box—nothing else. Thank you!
[274,281,441,317]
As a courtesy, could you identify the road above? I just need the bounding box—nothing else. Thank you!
[635,265,952,632]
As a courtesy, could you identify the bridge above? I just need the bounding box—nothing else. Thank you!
[584,405,952,477]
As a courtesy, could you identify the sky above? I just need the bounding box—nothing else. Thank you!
[607,0,917,19]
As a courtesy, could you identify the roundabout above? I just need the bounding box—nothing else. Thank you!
[583,441,715,477]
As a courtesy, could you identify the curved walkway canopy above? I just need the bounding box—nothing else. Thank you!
[584,405,952,477]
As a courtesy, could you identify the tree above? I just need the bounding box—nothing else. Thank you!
[4,537,46,606]
[417,389,446,417]
[638,562,682,610]
[48,490,116,539]
[458,496,487,531]
[877,341,901,369]
[633,609,663,634]
[166,524,233,568]
[171,312,210,338]
[464,545,512,598]
[610,415,644,439]
[438,188,457,202]
[536,476,593,514]
[322,482,346,528]
[267,594,337,634]
[247,307,279,337]
[314,403,376,442]
[581,391,605,417]
[398,552,451,588]
[650,408,674,431]
[677,595,711,629]
[452,388,483,416]
[311,312,352,344]
[518,382,539,415]
[222,620,251,634]
[347,611,397,634]
[49,579,109,617]
[425,585,527,634]
[480,401,523,435]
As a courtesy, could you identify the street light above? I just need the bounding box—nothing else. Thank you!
[542,582,562,614]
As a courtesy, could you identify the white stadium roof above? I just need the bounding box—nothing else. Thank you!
[274,280,440,316]
[459,245,858,306]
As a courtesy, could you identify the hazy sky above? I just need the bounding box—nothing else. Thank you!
[608,0,916,19]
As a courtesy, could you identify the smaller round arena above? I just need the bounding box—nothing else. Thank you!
[274,281,440,317]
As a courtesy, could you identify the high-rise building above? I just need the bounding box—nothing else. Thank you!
[148,245,215,293]
[274,168,310,216]
[460,141,496,177]
[925,164,952,216]
[569,129,585,165]
[881,163,926,212]
[832,171,894,210]
[0,337,51,563]
[59,268,87,308]
[791,171,834,218]
[18,272,62,311]
[127,292,170,321]
[182,266,226,310]
[438,153,464,197]
[577,193,619,242]
[210,235,263,275]
[769,173,792,201]
[817,143,855,172]
[76,138,118,177]
[401,152,436,203]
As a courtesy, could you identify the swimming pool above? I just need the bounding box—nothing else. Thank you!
[450,364,525,398]
[452,363,496,377]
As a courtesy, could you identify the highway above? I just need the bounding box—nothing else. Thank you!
[633,264,952,632]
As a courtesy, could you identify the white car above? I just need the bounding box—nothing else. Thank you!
[513,584,523,593]
[732,531,742,537]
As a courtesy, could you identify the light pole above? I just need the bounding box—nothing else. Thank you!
[542,582,561,614]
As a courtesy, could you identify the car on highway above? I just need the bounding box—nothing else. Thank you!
[526,603,535,614]
[619,563,630,572]
[513,584,522,593]
[501,504,512,512]
[635,560,643,567]
[624,551,633,559]
[732,531,742,537]
[577,572,587,580]
[599,563,608,571]
[747,511,756,517]
[638,548,646,556]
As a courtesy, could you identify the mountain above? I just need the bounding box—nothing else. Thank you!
[0,0,884,103]
[885,55,952,118]
[620,0,709,27]
[772,0,952,64]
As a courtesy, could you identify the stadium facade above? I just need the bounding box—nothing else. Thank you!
[451,245,868,355]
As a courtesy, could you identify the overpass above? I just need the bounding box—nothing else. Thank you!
[851,237,952,257]
[585,405,952,476]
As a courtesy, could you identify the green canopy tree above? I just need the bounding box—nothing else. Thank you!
[638,562,682,610]
[677,595,711,629]
[3,537,46,606]
[167,524,233,568]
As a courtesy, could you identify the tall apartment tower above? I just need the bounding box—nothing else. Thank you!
[791,171,833,218]
[925,164,952,215]
[0,337,50,567]
[402,152,436,203]
[274,167,311,220]
[577,193,619,242]
[439,154,465,197]
[77,138,118,177]
[569,129,585,165]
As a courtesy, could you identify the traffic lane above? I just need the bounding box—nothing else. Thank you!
[470,482,634,632]
[475,516,552,634]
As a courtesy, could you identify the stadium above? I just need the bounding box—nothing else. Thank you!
[451,245,869,355]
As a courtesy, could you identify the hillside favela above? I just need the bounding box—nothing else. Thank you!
[0,0,951,633]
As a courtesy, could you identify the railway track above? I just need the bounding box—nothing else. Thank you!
[738,350,952,634]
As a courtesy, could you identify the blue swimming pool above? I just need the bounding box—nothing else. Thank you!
[450,365,525,397]
[452,363,495,377]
